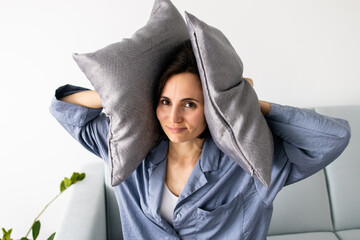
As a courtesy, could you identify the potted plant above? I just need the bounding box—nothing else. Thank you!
[1,172,86,240]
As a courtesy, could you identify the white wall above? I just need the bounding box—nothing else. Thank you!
[1,0,359,239]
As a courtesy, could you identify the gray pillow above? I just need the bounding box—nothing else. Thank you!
[185,12,274,187]
[73,0,189,186]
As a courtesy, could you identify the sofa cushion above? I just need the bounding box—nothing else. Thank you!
[268,170,333,235]
[54,162,107,240]
[184,12,274,187]
[336,229,360,240]
[104,164,122,239]
[73,0,189,186]
[315,106,360,230]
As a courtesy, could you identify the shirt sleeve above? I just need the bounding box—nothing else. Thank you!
[49,84,110,162]
[265,103,351,185]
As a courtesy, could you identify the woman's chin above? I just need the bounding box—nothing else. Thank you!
[168,136,186,143]
[166,133,189,143]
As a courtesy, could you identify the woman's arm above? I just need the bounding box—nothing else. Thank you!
[243,77,351,185]
[50,85,109,161]
[259,100,271,116]
[60,90,102,109]
[266,103,351,185]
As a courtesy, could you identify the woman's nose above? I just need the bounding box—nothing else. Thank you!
[169,106,182,123]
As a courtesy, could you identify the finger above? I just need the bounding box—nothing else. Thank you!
[243,78,254,87]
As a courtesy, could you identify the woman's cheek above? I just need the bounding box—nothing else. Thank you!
[156,106,166,123]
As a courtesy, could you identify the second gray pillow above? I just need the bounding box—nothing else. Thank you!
[185,12,274,187]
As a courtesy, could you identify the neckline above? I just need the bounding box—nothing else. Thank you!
[164,183,179,199]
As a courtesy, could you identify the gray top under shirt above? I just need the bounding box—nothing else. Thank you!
[50,84,351,239]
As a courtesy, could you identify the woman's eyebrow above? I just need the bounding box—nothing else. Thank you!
[160,96,199,102]
[160,96,200,103]
[181,98,200,102]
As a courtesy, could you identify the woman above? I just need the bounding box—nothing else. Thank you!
[50,40,350,239]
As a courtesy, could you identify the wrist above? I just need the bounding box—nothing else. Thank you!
[259,100,271,116]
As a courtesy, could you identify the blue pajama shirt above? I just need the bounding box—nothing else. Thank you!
[50,84,351,239]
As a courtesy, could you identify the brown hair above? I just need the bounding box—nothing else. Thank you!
[155,39,199,103]
[154,39,209,139]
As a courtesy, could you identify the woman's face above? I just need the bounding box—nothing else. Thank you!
[156,72,207,143]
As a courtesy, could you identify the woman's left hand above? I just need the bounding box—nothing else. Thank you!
[243,77,254,87]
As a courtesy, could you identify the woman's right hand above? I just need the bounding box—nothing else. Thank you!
[60,90,102,109]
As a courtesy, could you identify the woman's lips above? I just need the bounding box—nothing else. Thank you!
[167,126,187,133]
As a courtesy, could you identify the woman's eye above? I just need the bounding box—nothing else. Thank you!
[185,102,196,108]
[161,99,170,105]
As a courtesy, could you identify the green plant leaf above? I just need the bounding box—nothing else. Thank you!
[64,177,72,188]
[21,237,29,240]
[47,232,56,240]
[60,180,66,192]
[32,220,41,240]
[79,173,86,181]
[2,228,11,235]
[70,172,80,184]
[1,228,12,240]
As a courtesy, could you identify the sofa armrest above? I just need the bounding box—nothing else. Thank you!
[54,162,107,240]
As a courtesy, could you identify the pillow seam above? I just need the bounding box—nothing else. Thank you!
[191,31,256,177]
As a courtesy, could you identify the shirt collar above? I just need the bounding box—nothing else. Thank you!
[199,136,220,172]
[148,139,168,166]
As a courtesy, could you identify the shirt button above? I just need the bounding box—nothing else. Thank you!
[176,213,182,219]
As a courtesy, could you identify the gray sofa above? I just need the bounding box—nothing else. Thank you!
[54,106,359,240]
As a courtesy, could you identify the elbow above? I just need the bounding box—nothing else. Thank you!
[334,119,351,156]
[340,119,351,146]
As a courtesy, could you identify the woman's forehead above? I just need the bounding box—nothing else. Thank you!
[161,72,203,98]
